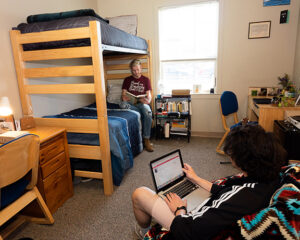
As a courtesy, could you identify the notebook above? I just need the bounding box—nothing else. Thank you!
[150,149,211,212]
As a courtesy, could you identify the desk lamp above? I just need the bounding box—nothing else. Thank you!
[0,97,16,131]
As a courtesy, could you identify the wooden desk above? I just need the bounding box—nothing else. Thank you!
[27,126,73,214]
[247,96,300,132]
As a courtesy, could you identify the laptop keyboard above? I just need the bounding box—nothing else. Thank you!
[163,180,198,198]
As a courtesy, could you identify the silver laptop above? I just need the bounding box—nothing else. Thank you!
[150,149,211,212]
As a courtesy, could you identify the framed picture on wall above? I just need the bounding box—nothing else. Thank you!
[248,21,271,39]
[263,0,290,7]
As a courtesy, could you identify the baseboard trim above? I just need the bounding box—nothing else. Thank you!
[191,131,223,138]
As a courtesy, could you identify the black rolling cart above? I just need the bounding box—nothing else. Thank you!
[155,96,191,142]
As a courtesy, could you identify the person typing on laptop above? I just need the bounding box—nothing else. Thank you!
[132,125,287,239]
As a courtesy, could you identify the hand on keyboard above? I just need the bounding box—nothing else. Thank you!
[164,192,187,214]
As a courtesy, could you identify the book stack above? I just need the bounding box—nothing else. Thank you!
[170,120,188,135]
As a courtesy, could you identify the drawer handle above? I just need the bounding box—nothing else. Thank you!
[53,158,62,165]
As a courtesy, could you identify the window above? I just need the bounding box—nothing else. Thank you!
[158,1,219,94]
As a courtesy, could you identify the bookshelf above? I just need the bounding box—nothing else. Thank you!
[155,96,191,142]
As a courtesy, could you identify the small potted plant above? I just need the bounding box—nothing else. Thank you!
[278,73,296,97]
[278,73,290,90]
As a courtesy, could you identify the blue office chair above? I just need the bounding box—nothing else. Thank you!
[216,91,240,155]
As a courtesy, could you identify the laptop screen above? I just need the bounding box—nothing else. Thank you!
[150,149,184,192]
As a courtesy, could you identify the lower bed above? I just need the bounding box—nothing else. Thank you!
[44,102,143,186]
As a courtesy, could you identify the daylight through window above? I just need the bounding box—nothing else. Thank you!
[158,1,219,94]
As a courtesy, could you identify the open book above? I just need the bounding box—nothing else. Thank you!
[126,92,147,104]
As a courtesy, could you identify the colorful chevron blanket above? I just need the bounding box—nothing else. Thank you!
[144,164,300,240]
[237,164,300,240]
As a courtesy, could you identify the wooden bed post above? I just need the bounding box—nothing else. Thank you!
[147,40,154,110]
[10,30,33,117]
[89,21,113,195]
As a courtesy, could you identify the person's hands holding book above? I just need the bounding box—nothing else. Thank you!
[139,97,150,104]
[123,95,130,102]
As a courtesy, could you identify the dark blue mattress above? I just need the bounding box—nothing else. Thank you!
[44,103,143,186]
[15,16,148,52]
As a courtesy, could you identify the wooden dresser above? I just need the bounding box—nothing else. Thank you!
[27,126,73,214]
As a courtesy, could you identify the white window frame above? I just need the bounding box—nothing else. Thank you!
[154,0,223,96]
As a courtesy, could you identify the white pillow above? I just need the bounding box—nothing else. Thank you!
[107,84,122,104]
[107,15,138,36]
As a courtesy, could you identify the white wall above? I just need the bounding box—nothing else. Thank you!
[0,0,98,119]
[220,1,299,116]
[98,0,300,134]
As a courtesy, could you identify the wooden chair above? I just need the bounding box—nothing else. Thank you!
[0,134,54,239]
[216,91,239,155]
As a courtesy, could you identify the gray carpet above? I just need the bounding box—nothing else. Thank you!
[8,137,238,240]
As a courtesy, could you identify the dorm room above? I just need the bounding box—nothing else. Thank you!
[1,1,300,239]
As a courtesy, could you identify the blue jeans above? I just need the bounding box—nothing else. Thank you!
[120,101,152,139]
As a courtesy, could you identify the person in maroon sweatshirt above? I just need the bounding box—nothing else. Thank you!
[120,59,153,152]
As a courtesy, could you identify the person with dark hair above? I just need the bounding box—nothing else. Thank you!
[132,125,287,239]
[120,59,153,152]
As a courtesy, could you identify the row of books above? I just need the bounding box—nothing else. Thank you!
[156,101,189,113]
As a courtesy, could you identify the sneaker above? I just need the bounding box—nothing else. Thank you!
[80,177,93,183]
[144,139,154,152]
[134,223,145,240]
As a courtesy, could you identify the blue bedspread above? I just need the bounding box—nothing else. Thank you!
[44,103,143,185]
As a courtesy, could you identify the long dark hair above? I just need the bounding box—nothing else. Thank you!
[224,125,287,181]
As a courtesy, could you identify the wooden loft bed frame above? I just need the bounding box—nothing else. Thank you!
[10,21,153,196]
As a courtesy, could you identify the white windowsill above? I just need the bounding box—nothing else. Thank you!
[191,93,220,100]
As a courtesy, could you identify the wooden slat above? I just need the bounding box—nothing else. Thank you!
[105,62,148,71]
[104,54,148,61]
[90,21,113,195]
[26,83,95,94]
[147,40,154,110]
[0,191,36,225]
[34,118,99,133]
[74,170,103,179]
[18,27,90,44]
[106,72,149,80]
[24,66,93,78]
[22,47,92,61]
[68,144,101,160]
[10,30,33,116]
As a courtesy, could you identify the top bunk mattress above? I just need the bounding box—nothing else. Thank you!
[15,16,148,52]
